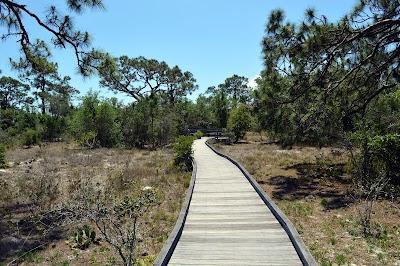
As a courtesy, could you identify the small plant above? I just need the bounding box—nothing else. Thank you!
[287,201,313,217]
[0,144,6,168]
[173,135,194,171]
[193,130,204,139]
[21,128,40,147]
[335,254,347,265]
[21,251,44,263]
[320,198,329,208]
[78,130,98,148]
[67,225,97,250]
[92,189,157,266]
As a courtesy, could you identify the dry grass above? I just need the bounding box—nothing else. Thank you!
[0,142,189,266]
[216,132,400,266]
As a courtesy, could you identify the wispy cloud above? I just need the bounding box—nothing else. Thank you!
[248,75,260,88]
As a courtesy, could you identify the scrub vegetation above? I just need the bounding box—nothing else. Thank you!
[0,0,399,264]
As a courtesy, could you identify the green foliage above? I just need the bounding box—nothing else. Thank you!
[211,88,229,128]
[114,190,157,219]
[121,100,151,148]
[96,100,122,147]
[69,92,121,148]
[0,109,41,147]
[21,128,40,146]
[218,75,250,105]
[0,144,6,168]
[257,2,400,148]
[335,254,347,265]
[67,225,97,250]
[39,114,67,141]
[0,76,29,109]
[14,111,38,132]
[77,130,97,148]
[187,95,216,128]
[228,105,252,143]
[349,132,400,187]
[173,135,194,171]
[320,198,329,208]
[193,130,204,139]
[136,255,156,266]
[98,56,196,102]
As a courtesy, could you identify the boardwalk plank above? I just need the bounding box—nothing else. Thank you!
[167,138,303,265]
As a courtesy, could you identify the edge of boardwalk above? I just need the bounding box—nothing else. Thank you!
[205,139,317,266]
[154,159,197,266]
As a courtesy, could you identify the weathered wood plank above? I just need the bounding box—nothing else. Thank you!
[165,138,305,265]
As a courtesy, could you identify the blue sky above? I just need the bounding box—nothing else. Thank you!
[0,0,357,102]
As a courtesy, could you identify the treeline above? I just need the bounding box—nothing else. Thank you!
[0,46,254,149]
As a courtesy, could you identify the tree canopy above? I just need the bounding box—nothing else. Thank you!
[0,76,29,110]
[0,0,103,74]
[256,0,400,144]
[98,56,197,102]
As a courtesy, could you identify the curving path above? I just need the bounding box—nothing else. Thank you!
[164,138,312,265]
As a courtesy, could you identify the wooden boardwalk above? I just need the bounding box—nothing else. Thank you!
[163,138,311,265]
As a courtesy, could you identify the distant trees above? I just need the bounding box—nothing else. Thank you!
[7,40,78,141]
[211,88,230,128]
[204,74,253,130]
[98,55,198,148]
[69,92,121,148]
[11,40,77,117]
[0,54,206,149]
[0,76,29,110]
[98,56,196,102]
[219,75,250,106]
[11,40,59,114]
[186,95,215,128]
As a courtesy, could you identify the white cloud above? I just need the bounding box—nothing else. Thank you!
[247,75,260,89]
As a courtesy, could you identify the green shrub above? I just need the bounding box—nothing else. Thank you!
[69,92,121,148]
[0,144,6,168]
[193,130,204,139]
[348,132,400,187]
[173,135,194,171]
[320,198,329,208]
[21,128,40,146]
[78,130,98,148]
[67,225,97,250]
[122,102,151,148]
[39,114,67,141]
[227,105,252,143]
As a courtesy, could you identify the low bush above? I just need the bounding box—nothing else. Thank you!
[348,132,400,187]
[193,130,204,139]
[39,114,67,141]
[228,105,252,143]
[69,93,121,148]
[173,135,194,171]
[347,132,400,235]
[78,130,98,149]
[21,128,40,147]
